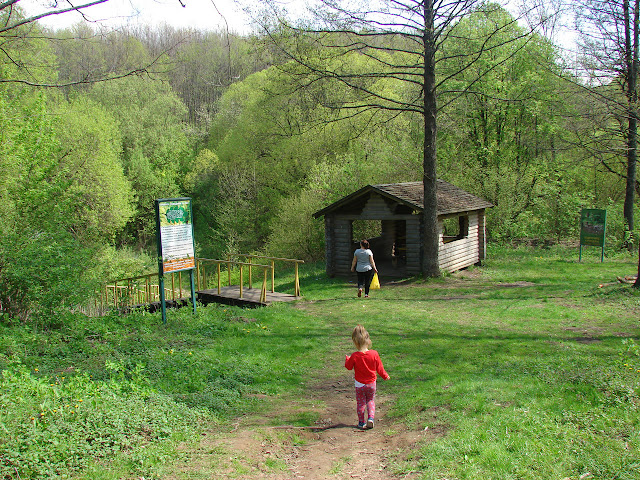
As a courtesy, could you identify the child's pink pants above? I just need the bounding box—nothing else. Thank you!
[355,382,376,423]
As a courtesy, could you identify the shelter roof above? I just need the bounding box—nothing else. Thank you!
[313,180,493,218]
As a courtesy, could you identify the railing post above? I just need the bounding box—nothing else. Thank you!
[248,256,252,290]
[202,264,207,290]
[178,271,183,299]
[171,273,175,302]
[196,259,201,291]
[295,261,300,297]
[239,264,243,298]
[114,282,118,307]
[261,268,267,303]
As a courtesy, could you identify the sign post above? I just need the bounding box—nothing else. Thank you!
[155,198,197,324]
[579,208,607,263]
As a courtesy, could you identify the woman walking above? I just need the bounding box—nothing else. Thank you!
[351,239,378,298]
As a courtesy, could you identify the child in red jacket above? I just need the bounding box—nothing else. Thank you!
[345,324,390,429]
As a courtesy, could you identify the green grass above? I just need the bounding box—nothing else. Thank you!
[1,244,640,478]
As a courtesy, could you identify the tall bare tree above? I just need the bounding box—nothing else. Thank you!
[571,0,640,286]
[572,1,639,235]
[252,0,540,277]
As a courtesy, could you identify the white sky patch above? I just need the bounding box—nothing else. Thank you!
[20,0,252,33]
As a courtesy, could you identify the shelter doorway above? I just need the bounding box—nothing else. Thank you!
[350,219,407,277]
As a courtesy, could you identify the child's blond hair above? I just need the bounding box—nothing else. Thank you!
[352,324,372,350]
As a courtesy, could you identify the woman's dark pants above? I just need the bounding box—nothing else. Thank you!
[357,270,374,295]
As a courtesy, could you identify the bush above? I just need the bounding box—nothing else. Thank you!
[0,360,208,479]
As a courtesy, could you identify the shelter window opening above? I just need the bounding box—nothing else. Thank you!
[442,215,469,244]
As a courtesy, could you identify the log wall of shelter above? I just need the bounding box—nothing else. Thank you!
[337,217,352,274]
[405,216,422,274]
[478,209,487,261]
[437,211,481,273]
[321,191,488,276]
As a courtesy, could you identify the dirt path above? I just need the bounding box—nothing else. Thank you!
[171,374,435,479]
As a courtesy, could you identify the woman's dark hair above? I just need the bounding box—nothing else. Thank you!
[361,239,370,249]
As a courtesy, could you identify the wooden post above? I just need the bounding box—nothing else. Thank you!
[239,264,243,299]
[295,262,300,297]
[114,282,118,307]
[145,276,149,304]
[248,256,252,290]
[261,268,267,303]
[178,271,183,299]
[201,263,206,290]
[171,273,176,302]
[271,260,275,293]
[196,260,201,291]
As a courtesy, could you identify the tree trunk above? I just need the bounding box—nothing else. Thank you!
[635,240,640,288]
[623,0,638,249]
[422,0,440,278]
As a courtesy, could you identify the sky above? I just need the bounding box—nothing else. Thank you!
[21,0,257,33]
[20,0,577,53]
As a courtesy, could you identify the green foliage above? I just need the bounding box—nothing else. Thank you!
[84,76,193,246]
[0,88,133,322]
[265,157,401,261]
[0,360,207,479]
[437,5,574,240]
[0,7,57,85]
[53,96,135,243]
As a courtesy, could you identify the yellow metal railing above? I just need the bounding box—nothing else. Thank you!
[94,255,303,314]
[224,254,304,297]
[99,271,191,312]
[196,259,273,303]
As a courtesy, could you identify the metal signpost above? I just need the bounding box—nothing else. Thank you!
[155,198,197,324]
[579,208,607,263]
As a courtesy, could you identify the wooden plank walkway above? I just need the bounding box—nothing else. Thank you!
[197,286,299,308]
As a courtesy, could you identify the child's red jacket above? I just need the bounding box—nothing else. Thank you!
[345,350,390,384]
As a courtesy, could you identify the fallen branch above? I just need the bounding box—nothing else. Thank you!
[598,275,638,288]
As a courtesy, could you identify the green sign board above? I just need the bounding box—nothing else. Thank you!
[155,198,197,324]
[579,208,606,262]
[156,199,195,274]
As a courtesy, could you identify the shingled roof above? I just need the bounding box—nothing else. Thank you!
[313,180,493,218]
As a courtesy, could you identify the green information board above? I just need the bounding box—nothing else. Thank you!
[155,198,197,324]
[579,208,606,262]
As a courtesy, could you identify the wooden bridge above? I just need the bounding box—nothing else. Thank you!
[88,255,304,316]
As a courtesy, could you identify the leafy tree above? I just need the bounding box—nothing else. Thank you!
[0,89,133,321]
[436,6,577,239]
[85,76,193,248]
[571,0,640,285]
[53,23,155,94]
[253,0,544,277]
[1,1,164,88]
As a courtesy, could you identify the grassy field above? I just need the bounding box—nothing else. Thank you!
[1,245,639,479]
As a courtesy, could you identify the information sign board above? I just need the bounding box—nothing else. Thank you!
[579,208,606,262]
[156,198,195,274]
[155,198,197,323]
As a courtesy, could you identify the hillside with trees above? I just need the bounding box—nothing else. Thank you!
[1,0,639,321]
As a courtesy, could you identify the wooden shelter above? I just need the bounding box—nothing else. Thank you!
[313,181,493,277]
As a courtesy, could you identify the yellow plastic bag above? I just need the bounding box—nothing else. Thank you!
[370,272,380,290]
